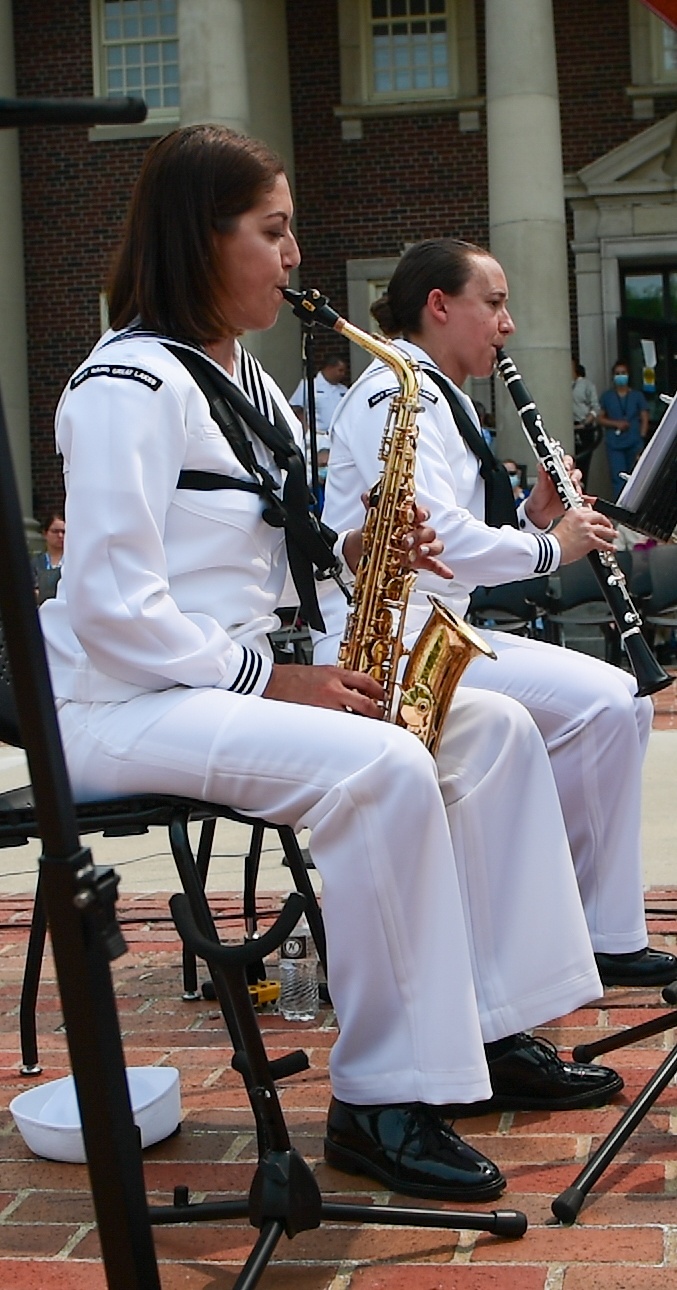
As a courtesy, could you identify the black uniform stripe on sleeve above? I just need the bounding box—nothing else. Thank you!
[533,534,555,575]
[229,648,264,694]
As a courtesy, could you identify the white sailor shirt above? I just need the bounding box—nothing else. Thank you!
[318,339,559,644]
[40,329,303,703]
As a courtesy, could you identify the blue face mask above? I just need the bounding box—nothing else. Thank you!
[508,473,521,488]
[613,373,629,388]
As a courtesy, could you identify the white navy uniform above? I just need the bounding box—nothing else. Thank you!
[41,328,602,1108]
[318,339,652,956]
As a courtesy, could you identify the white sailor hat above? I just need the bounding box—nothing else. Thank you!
[10,1066,181,1163]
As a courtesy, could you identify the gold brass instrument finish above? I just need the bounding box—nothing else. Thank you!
[282,288,496,757]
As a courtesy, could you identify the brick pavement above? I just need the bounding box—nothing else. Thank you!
[1,683,677,1288]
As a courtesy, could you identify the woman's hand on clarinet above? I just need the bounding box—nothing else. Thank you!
[343,498,454,580]
[524,458,583,528]
[263,663,384,717]
[550,506,616,564]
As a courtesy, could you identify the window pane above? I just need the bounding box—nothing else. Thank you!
[103,0,178,111]
[369,0,449,97]
[624,273,664,321]
[668,274,677,316]
[662,28,677,74]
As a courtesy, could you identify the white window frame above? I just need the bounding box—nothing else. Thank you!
[90,0,180,135]
[649,10,677,84]
[338,0,477,114]
[363,0,459,105]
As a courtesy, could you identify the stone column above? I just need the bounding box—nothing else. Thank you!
[0,0,35,523]
[486,0,572,466]
[178,0,299,394]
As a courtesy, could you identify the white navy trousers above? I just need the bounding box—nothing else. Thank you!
[57,680,601,1107]
[462,630,652,955]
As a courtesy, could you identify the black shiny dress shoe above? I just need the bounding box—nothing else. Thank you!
[441,1032,624,1116]
[324,1098,505,1201]
[595,947,677,987]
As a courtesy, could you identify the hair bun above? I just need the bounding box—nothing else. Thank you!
[370,292,401,337]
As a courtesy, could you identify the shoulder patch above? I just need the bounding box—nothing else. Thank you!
[367,386,400,409]
[70,364,163,392]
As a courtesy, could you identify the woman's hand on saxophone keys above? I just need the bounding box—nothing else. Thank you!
[402,505,454,579]
[263,663,385,717]
[343,499,453,580]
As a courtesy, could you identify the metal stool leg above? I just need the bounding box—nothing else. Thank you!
[19,869,47,1074]
[181,816,216,999]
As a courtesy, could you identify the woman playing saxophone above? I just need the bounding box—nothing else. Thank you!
[42,128,622,1209]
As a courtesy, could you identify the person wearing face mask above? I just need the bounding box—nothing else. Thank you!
[318,237,677,993]
[502,460,528,504]
[598,361,649,499]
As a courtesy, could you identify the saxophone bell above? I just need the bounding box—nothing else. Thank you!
[398,596,497,756]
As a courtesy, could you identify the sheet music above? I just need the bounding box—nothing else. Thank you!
[616,389,677,509]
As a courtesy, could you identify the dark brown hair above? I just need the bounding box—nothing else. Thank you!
[370,238,491,337]
[40,509,64,535]
[107,124,285,342]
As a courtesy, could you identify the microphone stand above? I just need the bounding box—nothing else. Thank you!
[302,325,320,512]
[1,96,160,1288]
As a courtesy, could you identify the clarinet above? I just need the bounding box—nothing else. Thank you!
[496,349,672,697]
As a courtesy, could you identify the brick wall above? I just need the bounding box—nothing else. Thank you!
[11,0,677,509]
[12,0,149,516]
[285,0,677,364]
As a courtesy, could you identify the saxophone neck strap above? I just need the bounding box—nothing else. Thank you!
[164,342,339,631]
[424,369,518,529]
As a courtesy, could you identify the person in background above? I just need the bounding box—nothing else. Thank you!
[572,360,601,491]
[598,360,649,499]
[31,510,65,604]
[38,124,622,1205]
[289,356,349,500]
[473,400,496,451]
[502,459,528,504]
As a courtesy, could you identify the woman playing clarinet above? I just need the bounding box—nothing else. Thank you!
[318,237,676,993]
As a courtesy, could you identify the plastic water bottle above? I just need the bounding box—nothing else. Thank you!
[278,912,319,1021]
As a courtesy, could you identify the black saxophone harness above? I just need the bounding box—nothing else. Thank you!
[165,344,347,632]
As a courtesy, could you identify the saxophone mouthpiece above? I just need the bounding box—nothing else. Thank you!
[281,287,341,331]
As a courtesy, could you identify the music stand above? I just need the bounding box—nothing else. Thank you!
[0,96,161,1287]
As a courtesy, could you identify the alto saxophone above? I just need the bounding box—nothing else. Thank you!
[282,288,496,756]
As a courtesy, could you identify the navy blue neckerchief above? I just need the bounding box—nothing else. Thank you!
[164,343,340,632]
[424,369,518,529]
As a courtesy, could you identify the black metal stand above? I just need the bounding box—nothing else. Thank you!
[551,980,677,1223]
[156,892,527,1290]
[302,325,320,508]
[0,93,161,1288]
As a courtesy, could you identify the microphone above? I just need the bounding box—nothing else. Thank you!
[0,97,147,130]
